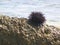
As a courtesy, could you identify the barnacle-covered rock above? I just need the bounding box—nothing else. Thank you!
[0,15,60,45]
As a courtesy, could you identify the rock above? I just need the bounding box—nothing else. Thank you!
[0,15,60,45]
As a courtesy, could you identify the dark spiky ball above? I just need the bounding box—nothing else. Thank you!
[28,12,46,26]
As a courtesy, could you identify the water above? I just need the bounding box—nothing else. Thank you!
[0,0,60,27]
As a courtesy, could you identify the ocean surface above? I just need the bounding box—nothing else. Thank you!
[0,0,60,27]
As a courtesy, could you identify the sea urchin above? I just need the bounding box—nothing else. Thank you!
[28,12,46,26]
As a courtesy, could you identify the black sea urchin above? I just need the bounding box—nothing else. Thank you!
[28,12,46,26]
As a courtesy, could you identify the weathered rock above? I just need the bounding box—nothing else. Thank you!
[0,15,60,45]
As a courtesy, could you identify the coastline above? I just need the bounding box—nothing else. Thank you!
[46,21,60,29]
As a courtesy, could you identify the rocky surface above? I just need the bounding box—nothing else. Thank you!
[0,16,60,45]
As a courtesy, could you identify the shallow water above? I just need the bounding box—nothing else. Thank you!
[0,0,60,27]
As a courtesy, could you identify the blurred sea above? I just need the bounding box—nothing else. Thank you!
[0,0,60,27]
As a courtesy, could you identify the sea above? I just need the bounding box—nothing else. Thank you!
[0,0,60,27]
